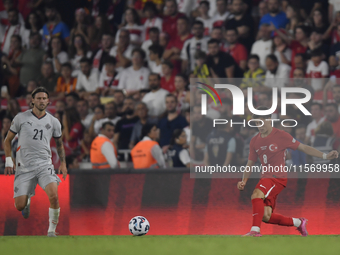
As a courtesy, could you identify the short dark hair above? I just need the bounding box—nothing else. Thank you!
[325,103,338,111]
[199,0,210,8]
[148,27,160,34]
[149,44,163,58]
[7,8,19,15]
[141,123,156,138]
[166,93,177,102]
[149,73,161,80]
[162,60,174,69]
[225,27,238,34]
[248,54,260,62]
[311,102,323,110]
[101,121,115,130]
[208,38,220,45]
[252,106,272,119]
[178,16,189,24]
[193,20,204,28]
[65,91,80,101]
[310,48,323,57]
[32,87,49,98]
[103,56,117,65]
[266,54,278,63]
[195,50,207,60]
[143,1,158,13]
[61,62,72,70]
[132,48,146,60]
[80,57,91,65]
[66,154,77,169]
[94,104,105,112]
[90,92,100,98]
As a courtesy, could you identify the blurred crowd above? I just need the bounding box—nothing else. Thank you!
[0,0,340,169]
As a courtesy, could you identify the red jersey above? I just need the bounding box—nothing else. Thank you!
[290,40,307,70]
[248,128,301,186]
[64,122,84,155]
[162,12,186,40]
[166,34,192,51]
[161,75,176,92]
[222,43,248,66]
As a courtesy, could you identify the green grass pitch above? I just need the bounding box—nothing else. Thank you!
[1,235,340,255]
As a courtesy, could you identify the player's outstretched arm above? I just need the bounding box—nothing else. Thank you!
[237,160,255,191]
[3,131,16,176]
[55,137,68,180]
[297,143,339,160]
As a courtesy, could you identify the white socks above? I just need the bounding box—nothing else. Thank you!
[251,226,260,232]
[293,218,301,227]
[48,208,60,233]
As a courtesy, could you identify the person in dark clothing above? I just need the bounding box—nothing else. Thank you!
[168,129,190,168]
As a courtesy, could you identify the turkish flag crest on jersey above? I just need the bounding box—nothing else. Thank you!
[269,143,278,152]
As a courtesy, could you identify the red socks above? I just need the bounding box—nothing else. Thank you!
[267,213,294,226]
[251,198,264,228]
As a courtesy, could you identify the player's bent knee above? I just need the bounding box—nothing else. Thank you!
[15,202,26,211]
[48,193,59,205]
[262,213,271,222]
[251,189,265,200]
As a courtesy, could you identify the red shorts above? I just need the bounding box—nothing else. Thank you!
[255,178,285,212]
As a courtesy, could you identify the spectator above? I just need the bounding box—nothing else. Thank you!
[0,8,28,55]
[212,0,233,28]
[76,99,94,130]
[306,49,329,92]
[288,125,307,166]
[329,0,340,22]
[94,101,121,135]
[69,34,92,77]
[80,130,92,162]
[225,0,254,52]
[323,84,340,112]
[161,60,176,92]
[290,53,307,77]
[311,8,328,35]
[110,29,134,72]
[113,90,126,116]
[191,104,213,162]
[6,98,21,119]
[0,0,24,27]
[66,154,80,170]
[285,4,303,35]
[26,80,38,94]
[62,107,84,156]
[251,23,273,69]
[143,2,162,40]
[76,57,100,93]
[0,115,12,152]
[69,8,94,46]
[142,27,160,64]
[181,20,209,73]
[162,0,186,40]
[129,102,158,148]
[168,129,190,167]
[312,121,339,164]
[65,91,79,108]
[89,104,105,137]
[98,56,119,95]
[264,54,291,88]
[308,30,328,59]
[159,31,170,49]
[91,14,111,50]
[305,103,326,145]
[113,97,139,150]
[240,54,266,91]
[116,8,144,46]
[38,61,60,93]
[1,34,22,97]
[90,121,119,169]
[142,73,169,117]
[131,123,166,169]
[272,29,291,65]
[17,32,45,86]
[93,33,114,72]
[223,27,248,70]
[148,44,163,75]
[24,11,43,37]
[259,0,289,30]
[88,92,101,112]
[206,38,241,80]
[55,100,66,112]
[118,48,150,95]
[325,103,340,138]
[45,36,68,73]
[196,1,213,37]
[42,4,70,46]
[158,94,188,151]
[210,26,224,43]
[193,50,211,83]
[204,119,236,166]
[173,74,190,113]
[291,68,314,96]
[55,63,77,97]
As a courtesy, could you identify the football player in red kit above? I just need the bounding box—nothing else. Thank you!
[237,107,339,237]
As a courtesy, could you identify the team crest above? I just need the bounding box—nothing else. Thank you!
[45,124,51,130]
[269,144,278,152]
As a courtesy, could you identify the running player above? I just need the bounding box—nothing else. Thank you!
[4,87,67,237]
[238,106,339,237]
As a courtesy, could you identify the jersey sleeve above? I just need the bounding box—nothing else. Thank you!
[248,138,258,162]
[282,131,300,150]
[52,117,62,138]
[10,114,21,134]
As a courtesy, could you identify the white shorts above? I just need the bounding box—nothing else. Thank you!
[13,164,61,198]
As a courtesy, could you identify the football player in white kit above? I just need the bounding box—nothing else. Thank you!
[4,87,67,237]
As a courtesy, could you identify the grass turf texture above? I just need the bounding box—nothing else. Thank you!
[1,235,340,255]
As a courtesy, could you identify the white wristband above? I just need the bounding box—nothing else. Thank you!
[323,153,327,160]
[5,157,13,167]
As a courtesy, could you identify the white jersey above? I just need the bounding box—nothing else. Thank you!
[10,110,62,172]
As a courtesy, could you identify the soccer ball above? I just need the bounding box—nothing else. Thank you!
[129,216,150,236]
